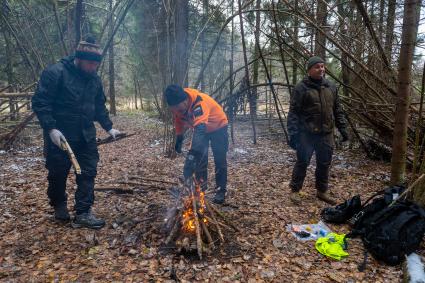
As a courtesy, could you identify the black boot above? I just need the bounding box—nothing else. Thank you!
[54,203,70,221]
[213,188,226,204]
[71,210,105,229]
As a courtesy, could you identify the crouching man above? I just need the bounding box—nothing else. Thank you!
[32,36,120,229]
[164,85,229,204]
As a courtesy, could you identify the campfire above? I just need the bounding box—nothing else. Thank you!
[163,178,238,259]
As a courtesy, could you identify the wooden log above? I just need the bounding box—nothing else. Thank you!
[0,92,34,98]
[207,201,240,232]
[200,218,215,249]
[205,202,224,242]
[165,218,181,245]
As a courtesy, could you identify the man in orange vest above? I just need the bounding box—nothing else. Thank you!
[164,85,229,204]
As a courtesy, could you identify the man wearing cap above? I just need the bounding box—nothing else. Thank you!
[164,85,229,204]
[32,36,120,229]
[287,56,348,205]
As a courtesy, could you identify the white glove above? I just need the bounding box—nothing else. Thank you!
[108,128,121,139]
[49,129,65,148]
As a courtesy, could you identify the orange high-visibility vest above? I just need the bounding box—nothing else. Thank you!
[173,88,228,135]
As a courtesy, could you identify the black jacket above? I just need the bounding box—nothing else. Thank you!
[287,76,347,137]
[32,56,112,142]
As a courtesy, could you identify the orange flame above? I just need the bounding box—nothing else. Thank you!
[181,186,208,232]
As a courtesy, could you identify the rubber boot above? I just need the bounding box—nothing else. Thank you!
[54,203,70,221]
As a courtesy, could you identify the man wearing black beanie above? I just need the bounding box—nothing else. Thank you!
[287,56,348,205]
[32,35,120,229]
[164,85,229,204]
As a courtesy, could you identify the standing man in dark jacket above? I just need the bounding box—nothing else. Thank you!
[287,56,348,205]
[32,36,120,229]
[164,85,229,204]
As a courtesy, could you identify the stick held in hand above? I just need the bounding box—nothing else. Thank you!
[60,136,81,174]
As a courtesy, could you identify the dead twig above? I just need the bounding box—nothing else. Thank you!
[96,133,136,145]
[208,202,241,232]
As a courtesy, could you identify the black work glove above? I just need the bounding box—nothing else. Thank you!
[175,135,184,153]
[339,129,349,142]
[183,154,196,179]
[288,135,299,150]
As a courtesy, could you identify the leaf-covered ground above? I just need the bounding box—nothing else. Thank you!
[0,112,409,282]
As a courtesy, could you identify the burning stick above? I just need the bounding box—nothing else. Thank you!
[191,188,203,259]
[163,177,233,259]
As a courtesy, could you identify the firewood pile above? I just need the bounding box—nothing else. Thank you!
[163,178,238,259]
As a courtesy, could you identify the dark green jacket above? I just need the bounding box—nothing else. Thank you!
[32,56,112,142]
[287,76,346,137]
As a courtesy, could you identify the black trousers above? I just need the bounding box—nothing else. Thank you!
[44,137,99,214]
[195,126,228,191]
[289,132,334,192]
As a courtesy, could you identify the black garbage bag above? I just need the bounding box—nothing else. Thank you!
[321,195,362,223]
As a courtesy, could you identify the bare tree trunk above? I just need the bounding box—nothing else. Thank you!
[378,0,385,41]
[337,0,350,98]
[229,0,235,144]
[108,0,116,115]
[133,73,138,110]
[139,79,144,110]
[5,26,16,120]
[200,0,208,91]
[66,2,73,51]
[252,0,261,115]
[384,0,396,63]
[172,0,189,86]
[3,30,13,87]
[314,0,327,58]
[390,0,421,185]
[413,61,425,179]
[75,0,84,46]
[134,76,143,110]
[292,0,299,86]
[52,0,68,56]
[238,0,257,144]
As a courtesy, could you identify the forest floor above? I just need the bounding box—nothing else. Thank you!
[0,112,412,282]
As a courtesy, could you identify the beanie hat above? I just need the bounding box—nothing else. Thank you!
[307,56,325,70]
[164,85,188,106]
[75,35,102,62]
